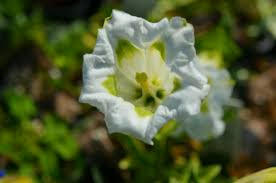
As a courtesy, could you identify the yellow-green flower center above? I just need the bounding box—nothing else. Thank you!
[134,72,167,109]
[103,39,181,116]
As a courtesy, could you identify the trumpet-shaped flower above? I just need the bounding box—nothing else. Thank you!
[79,10,209,144]
[174,52,234,140]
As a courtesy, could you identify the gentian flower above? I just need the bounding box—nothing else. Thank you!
[80,10,209,144]
[174,52,234,140]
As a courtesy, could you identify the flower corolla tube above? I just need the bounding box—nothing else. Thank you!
[79,10,209,144]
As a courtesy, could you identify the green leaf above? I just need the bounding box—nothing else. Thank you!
[2,89,37,120]
[42,115,79,160]
[200,165,221,182]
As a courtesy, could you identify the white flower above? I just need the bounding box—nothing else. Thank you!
[79,10,209,145]
[174,52,234,140]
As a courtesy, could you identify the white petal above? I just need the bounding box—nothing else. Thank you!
[79,93,156,144]
[176,60,209,89]
[145,105,176,141]
[196,55,234,108]
[162,18,208,90]
[206,68,233,106]
[164,85,209,119]
[176,112,225,140]
[105,9,169,49]
[80,28,116,96]
[92,29,115,65]
[173,58,234,140]
[164,20,195,66]
[81,54,114,95]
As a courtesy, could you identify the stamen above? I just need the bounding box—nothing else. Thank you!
[135,72,148,84]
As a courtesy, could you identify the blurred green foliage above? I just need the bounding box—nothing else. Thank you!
[0,89,81,182]
[0,0,273,182]
[118,135,229,183]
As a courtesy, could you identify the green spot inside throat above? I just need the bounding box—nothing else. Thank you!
[116,39,141,66]
[200,98,209,113]
[151,41,166,61]
[135,107,153,117]
[102,75,117,96]
[173,77,181,92]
